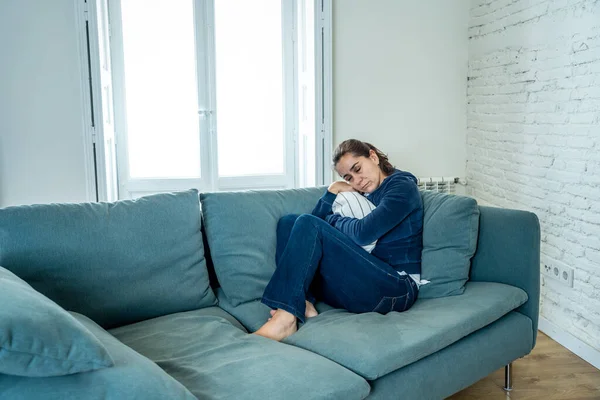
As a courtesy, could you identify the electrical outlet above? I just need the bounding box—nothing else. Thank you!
[541,261,574,287]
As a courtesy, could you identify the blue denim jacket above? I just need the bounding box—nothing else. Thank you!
[312,169,423,274]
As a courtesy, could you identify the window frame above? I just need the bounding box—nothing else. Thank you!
[80,0,332,200]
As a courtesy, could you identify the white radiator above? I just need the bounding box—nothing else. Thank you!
[417,177,458,194]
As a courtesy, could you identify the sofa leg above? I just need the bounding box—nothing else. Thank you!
[503,363,513,392]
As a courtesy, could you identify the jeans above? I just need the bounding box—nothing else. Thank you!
[261,214,418,323]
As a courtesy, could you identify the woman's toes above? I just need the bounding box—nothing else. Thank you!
[305,301,319,318]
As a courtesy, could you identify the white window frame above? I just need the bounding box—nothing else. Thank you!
[205,0,297,191]
[78,0,332,200]
[110,0,213,197]
[314,0,332,186]
[75,0,102,202]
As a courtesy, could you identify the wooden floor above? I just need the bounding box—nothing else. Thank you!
[449,332,600,400]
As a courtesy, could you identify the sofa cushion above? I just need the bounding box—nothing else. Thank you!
[367,312,534,400]
[215,287,336,332]
[284,282,527,380]
[0,190,216,329]
[0,267,113,377]
[214,288,272,332]
[109,307,371,400]
[418,191,480,298]
[200,187,324,306]
[0,312,196,400]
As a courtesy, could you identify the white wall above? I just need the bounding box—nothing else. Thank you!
[0,0,91,207]
[0,0,470,205]
[332,0,469,179]
[467,0,600,358]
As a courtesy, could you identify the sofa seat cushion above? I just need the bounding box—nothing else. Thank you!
[0,312,196,400]
[109,307,371,400]
[215,287,336,333]
[284,282,528,380]
[0,190,216,329]
[367,312,534,400]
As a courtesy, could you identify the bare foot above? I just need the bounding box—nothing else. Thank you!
[305,301,318,318]
[254,309,298,341]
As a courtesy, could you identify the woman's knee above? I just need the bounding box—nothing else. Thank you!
[277,214,301,245]
[278,214,301,229]
[294,213,325,229]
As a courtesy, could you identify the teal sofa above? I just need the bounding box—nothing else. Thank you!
[0,187,540,400]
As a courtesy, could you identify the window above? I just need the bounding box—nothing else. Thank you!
[85,0,332,200]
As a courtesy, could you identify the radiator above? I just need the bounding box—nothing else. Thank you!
[417,177,458,194]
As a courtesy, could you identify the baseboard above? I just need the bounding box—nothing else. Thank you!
[538,316,600,370]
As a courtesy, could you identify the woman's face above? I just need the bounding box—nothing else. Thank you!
[335,150,386,194]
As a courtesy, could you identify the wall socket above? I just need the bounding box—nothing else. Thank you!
[542,262,574,287]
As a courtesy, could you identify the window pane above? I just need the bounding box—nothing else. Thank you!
[215,0,284,177]
[120,0,200,179]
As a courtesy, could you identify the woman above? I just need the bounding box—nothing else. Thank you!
[255,139,423,341]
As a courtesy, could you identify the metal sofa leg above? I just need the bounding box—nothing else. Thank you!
[504,363,513,391]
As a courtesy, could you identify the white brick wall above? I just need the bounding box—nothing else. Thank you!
[468,0,600,352]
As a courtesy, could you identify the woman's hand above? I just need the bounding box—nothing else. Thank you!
[328,181,356,195]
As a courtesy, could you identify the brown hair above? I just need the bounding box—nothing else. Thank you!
[332,139,395,175]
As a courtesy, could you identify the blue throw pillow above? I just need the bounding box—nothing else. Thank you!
[0,266,114,377]
[0,311,197,399]
[0,189,216,329]
[418,191,480,298]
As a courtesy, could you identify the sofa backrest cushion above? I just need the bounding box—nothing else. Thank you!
[0,266,114,377]
[200,188,324,306]
[0,190,216,329]
[418,191,480,298]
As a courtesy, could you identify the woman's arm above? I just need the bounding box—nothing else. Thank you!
[325,177,421,246]
[311,191,336,218]
[311,181,356,219]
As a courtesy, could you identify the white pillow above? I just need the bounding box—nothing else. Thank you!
[332,192,377,253]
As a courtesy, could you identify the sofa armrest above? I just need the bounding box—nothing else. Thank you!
[469,206,541,347]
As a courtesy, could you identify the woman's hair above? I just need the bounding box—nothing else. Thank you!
[332,139,395,175]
